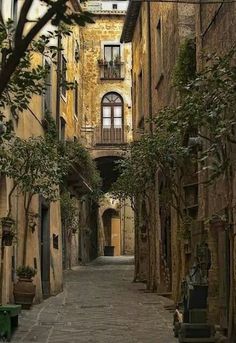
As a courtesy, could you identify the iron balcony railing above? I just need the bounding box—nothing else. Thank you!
[98,60,125,80]
[94,126,127,145]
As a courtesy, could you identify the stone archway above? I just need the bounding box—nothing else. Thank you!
[93,154,134,258]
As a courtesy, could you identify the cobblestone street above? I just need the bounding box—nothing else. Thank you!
[12,257,176,343]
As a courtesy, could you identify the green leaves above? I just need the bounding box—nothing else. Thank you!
[112,47,236,213]
[0,136,67,202]
[173,38,196,94]
[60,140,102,192]
[0,1,95,117]
[60,191,80,233]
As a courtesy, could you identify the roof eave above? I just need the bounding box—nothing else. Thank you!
[120,0,141,43]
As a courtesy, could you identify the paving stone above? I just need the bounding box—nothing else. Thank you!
[12,256,177,343]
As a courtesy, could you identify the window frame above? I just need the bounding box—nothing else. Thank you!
[74,40,80,62]
[61,55,67,100]
[101,92,124,143]
[60,116,66,141]
[43,59,52,115]
[156,18,164,89]
[74,80,79,118]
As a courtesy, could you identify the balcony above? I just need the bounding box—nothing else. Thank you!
[98,59,125,80]
[94,126,127,146]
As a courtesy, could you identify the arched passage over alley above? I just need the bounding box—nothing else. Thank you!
[95,156,121,193]
[94,155,135,258]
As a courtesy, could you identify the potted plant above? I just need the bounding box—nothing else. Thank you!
[115,56,122,65]
[13,266,37,309]
[97,58,104,65]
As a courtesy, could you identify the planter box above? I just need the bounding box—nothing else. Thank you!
[104,246,114,256]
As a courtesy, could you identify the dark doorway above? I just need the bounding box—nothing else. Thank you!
[40,203,50,298]
[95,156,122,193]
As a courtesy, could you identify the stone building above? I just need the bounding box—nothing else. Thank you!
[0,0,64,304]
[195,5,236,338]
[79,0,134,257]
[0,0,94,305]
[0,0,135,306]
[121,0,195,295]
[122,1,236,340]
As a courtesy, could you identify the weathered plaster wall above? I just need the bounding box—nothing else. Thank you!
[196,4,236,329]
[79,14,132,145]
[131,2,195,295]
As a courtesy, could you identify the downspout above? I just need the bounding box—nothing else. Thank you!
[56,35,62,138]
[147,0,153,134]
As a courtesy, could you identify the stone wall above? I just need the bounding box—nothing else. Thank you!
[131,1,195,295]
[195,4,236,332]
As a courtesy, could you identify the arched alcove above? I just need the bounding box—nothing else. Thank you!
[102,208,120,256]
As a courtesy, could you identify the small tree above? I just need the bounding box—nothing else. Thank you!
[0,0,94,99]
[0,135,69,264]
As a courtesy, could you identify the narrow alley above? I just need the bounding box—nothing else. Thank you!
[12,257,175,343]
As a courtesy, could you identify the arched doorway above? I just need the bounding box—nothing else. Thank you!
[102,208,121,256]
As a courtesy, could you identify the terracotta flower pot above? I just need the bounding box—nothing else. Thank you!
[13,278,36,309]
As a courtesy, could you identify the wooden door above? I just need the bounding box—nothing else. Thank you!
[218,229,230,329]
[111,217,121,256]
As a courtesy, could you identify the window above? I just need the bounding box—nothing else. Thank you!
[60,117,66,141]
[156,19,164,87]
[43,60,51,114]
[102,45,122,79]
[61,55,67,98]
[74,40,80,62]
[112,3,117,9]
[101,93,123,143]
[104,45,120,64]
[74,81,78,117]
[11,0,17,23]
[138,71,143,128]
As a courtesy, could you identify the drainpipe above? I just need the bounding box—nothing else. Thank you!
[147,0,153,134]
[56,35,62,139]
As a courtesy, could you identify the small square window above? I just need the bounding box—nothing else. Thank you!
[75,40,80,62]
[112,4,117,9]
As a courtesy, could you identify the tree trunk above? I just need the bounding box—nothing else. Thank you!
[22,193,33,266]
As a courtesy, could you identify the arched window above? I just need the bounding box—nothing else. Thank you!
[101,92,123,143]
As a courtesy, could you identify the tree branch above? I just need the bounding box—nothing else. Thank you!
[0,10,5,27]
[0,0,67,97]
[15,0,33,46]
